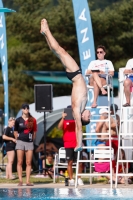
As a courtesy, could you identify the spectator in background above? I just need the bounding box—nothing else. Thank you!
[44,153,54,176]
[2,117,16,179]
[123,58,133,107]
[14,103,37,186]
[35,137,58,156]
[86,45,114,108]
[35,137,58,175]
[109,104,120,155]
[58,108,84,186]
[96,108,118,153]
[95,107,119,163]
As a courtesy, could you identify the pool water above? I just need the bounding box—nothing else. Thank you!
[0,188,133,200]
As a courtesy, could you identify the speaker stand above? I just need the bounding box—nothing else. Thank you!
[42,112,53,179]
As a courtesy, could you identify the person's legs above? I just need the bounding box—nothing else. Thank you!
[92,73,107,95]
[6,164,9,179]
[6,150,15,179]
[25,150,33,185]
[77,162,84,185]
[123,78,133,105]
[17,150,24,185]
[40,19,79,73]
[65,148,75,182]
[92,80,100,107]
[67,160,73,180]
[90,74,107,107]
[41,19,88,152]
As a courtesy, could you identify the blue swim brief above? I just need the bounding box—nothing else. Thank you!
[95,140,106,146]
[127,76,133,82]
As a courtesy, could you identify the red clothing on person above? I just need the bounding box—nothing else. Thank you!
[14,116,37,142]
[63,120,76,148]
[112,160,130,173]
[106,135,118,154]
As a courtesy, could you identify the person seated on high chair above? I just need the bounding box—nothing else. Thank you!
[86,45,114,108]
[123,58,133,107]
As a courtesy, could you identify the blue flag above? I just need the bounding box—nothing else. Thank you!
[72,0,99,151]
[72,0,95,76]
[0,0,9,126]
[0,2,15,126]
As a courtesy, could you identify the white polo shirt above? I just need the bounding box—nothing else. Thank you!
[125,58,133,70]
[88,59,114,72]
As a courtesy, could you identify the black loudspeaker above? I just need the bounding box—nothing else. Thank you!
[34,84,53,112]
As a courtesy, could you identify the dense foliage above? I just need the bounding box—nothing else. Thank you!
[0,0,132,114]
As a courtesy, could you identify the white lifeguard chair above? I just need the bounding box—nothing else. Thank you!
[115,68,133,188]
[75,71,118,188]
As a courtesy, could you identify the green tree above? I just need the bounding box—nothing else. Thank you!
[2,0,76,112]
[1,0,133,113]
[91,0,133,70]
[89,0,124,10]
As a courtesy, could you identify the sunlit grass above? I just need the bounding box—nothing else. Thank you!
[0,171,107,185]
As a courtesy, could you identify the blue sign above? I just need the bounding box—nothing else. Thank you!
[72,0,97,150]
[0,2,16,126]
[72,0,95,76]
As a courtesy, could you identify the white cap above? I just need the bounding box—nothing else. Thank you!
[99,108,110,115]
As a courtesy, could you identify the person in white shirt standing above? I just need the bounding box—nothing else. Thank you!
[86,45,114,108]
[123,58,133,107]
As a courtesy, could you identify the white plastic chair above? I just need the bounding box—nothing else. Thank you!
[94,148,114,160]
[94,148,114,186]
[115,68,133,188]
[53,147,76,183]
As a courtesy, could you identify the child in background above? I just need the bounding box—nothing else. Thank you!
[43,153,54,176]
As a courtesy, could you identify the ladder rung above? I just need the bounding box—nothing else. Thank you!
[118,147,133,149]
[77,160,112,162]
[86,106,111,109]
[90,119,110,122]
[83,137,115,140]
[77,173,112,176]
[83,133,110,135]
[121,107,133,109]
[82,146,112,149]
[117,160,133,162]
[120,120,133,122]
[116,173,133,176]
[120,133,133,135]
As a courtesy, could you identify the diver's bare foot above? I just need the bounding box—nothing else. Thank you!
[40,19,49,35]
[101,87,107,95]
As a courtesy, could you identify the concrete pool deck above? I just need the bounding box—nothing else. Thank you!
[0,182,132,189]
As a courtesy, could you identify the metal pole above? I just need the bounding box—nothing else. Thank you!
[43,112,46,175]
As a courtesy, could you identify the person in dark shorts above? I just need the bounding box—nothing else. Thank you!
[3,117,16,179]
[40,19,91,152]
[58,108,84,186]
[14,103,37,186]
